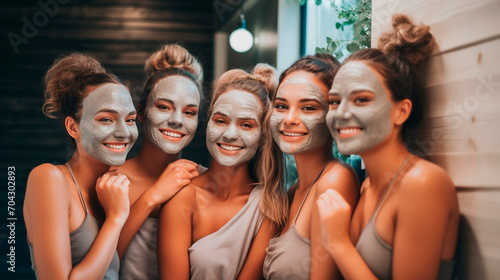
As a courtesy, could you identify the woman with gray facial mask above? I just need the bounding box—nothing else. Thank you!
[24,53,138,279]
[261,54,360,280]
[114,44,203,280]
[317,14,459,280]
[158,64,286,280]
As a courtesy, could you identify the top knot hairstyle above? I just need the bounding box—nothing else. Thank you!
[42,53,122,121]
[344,14,435,144]
[139,44,204,115]
[208,63,278,118]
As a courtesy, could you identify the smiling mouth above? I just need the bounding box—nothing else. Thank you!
[103,143,127,152]
[160,129,185,139]
[218,143,244,151]
[337,127,363,138]
[281,131,307,137]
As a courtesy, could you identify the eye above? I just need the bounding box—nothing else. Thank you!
[98,117,113,123]
[354,96,371,104]
[214,119,226,125]
[184,110,198,116]
[274,103,287,110]
[241,123,253,129]
[302,105,317,111]
[157,104,171,111]
[126,117,136,124]
[328,96,341,109]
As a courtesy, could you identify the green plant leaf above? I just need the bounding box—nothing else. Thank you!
[346,42,360,52]
[326,36,333,44]
[335,22,342,30]
[326,41,337,53]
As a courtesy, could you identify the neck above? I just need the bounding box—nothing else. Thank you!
[293,145,333,190]
[135,138,181,177]
[360,135,411,189]
[67,151,110,194]
[204,159,254,199]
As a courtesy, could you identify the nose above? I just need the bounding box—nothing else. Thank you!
[283,107,299,126]
[113,119,131,139]
[222,123,238,142]
[168,110,184,128]
[335,101,352,120]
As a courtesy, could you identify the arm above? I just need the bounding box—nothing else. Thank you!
[117,159,198,257]
[236,217,279,280]
[24,164,129,280]
[310,164,359,280]
[317,164,457,280]
[157,185,195,280]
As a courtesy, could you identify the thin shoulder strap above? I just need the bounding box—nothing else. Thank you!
[373,155,414,218]
[65,163,89,214]
[293,162,329,225]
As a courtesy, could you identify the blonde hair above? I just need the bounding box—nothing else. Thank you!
[209,64,288,227]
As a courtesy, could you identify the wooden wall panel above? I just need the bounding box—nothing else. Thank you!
[373,0,500,278]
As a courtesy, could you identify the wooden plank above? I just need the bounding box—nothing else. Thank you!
[422,37,500,88]
[424,153,500,188]
[455,188,500,278]
[372,0,500,54]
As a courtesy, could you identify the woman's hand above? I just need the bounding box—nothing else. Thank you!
[149,159,199,205]
[96,171,130,225]
[316,189,352,255]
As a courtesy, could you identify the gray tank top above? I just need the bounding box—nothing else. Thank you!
[263,164,327,280]
[119,217,158,279]
[27,164,119,279]
[189,186,264,280]
[355,156,455,280]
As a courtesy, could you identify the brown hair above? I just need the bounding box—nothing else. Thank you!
[261,53,341,228]
[42,52,122,121]
[139,44,204,116]
[343,14,435,144]
[209,64,288,227]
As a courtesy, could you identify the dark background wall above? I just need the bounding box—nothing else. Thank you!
[0,0,217,278]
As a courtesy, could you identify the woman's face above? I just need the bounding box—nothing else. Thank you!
[79,83,138,166]
[206,90,263,167]
[270,71,331,154]
[326,61,393,155]
[142,75,200,154]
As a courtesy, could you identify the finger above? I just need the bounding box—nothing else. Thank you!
[180,178,190,187]
[113,174,128,187]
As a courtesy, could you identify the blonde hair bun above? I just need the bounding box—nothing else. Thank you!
[145,44,203,86]
[377,14,435,66]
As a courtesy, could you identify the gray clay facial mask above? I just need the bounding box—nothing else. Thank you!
[326,61,393,155]
[142,75,200,154]
[270,77,331,154]
[206,90,263,167]
[79,83,138,166]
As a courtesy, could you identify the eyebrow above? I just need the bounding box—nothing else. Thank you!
[213,111,228,117]
[97,109,137,115]
[299,98,321,103]
[329,89,374,95]
[157,98,198,108]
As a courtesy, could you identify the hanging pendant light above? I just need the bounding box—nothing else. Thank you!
[229,14,254,53]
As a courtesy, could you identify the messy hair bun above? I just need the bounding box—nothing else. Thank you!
[377,14,435,66]
[209,63,277,117]
[145,44,203,87]
[43,53,121,120]
[140,44,204,115]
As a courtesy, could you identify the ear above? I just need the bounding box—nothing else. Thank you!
[65,116,80,139]
[394,99,412,126]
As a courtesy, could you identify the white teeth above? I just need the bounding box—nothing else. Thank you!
[339,128,361,134]
[104,144,126,149]
[219,144,244,151]
[161,130,183,138]
[283,132,306,137]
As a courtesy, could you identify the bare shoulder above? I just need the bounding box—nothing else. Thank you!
[26,163,68,195]
[168,183,196,206]
[398,158,457,205]
[317,159,359,194]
